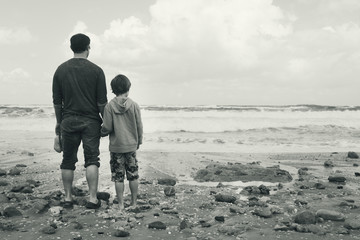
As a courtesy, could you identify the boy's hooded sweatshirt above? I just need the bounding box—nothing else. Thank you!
[101,97,143,153]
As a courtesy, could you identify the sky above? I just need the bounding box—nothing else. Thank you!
[1,0,360,106]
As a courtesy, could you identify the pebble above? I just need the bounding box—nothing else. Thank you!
[148,221,167,230]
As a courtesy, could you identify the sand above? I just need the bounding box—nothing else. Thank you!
[1,129,360,240]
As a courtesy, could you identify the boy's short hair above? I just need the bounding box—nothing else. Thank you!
[111,74,131,95]
[70,33,90,53]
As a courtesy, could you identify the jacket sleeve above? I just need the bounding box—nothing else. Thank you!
[135,103,143,145]
[100,104,113,137]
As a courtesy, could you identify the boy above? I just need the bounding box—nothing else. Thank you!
[101,74,143,210]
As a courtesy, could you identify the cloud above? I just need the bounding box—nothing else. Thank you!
[0,68,31,83]
[0,27,34,45]
[66,0,360,105]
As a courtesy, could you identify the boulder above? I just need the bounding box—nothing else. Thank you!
[148,221,166,230]
[158,178,176,186]
[316,209,345,221]
[348,152,359,159]
[294,211,316,224]
[215,194,236,203]
[344,220,360,230]
[3,206,22,217]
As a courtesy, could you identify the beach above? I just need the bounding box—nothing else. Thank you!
[1,105,360,239]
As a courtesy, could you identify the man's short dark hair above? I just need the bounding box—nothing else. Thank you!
[70,33,90,53]
[111,74,131,95]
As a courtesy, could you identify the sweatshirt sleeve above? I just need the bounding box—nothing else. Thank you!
[100,104,113,137]
[135,103,143,145]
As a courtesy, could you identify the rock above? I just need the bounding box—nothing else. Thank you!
[72,221,83,230]
[355,172,360,177]
[274,224,291,231]
[164,186,176,196]
[229,207,246,214]
[8,168,21,176]
[97,192,110,201]
[16,164,27,167]
[314,182,326,189]
[324,160,334,167]
[41,226,56,234]
[0,169,7,176]
[11,184,27,192]
[32,199,50,213]
[158,178,176,186]
[0,194,9,203]
[215,216,225,222]
[348,151,359,159]
[294,211,316,224]
[113,230,130,237]
[344,220,360,230]
[252,208,272,218]
[3,206,22,217]
[215,194,236,203]
[0,180,9,186]
[200,221,211,227]
[21,186,33,193]
[316,209,345,221]
[354,163,359,167]
[49,206,63,217]
[180,219,191,230]
[0,220,18,231]
[148,221,166,230]
[218,224,247,236]
[328,176,346,183]
[26,179,41,187]
[258,184,270,195]
[72,186,86,196]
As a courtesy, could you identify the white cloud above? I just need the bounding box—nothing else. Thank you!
[0,68,31,83]
[0,27,34,44]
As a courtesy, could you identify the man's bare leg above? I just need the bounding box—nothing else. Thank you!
[114,182,125,210]
[86,165,99,203]
[62,169,74,202]
[129,179,138,207]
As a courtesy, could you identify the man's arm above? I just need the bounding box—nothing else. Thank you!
[53,104,62,135]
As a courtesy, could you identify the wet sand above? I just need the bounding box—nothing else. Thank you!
[1,130,360,239]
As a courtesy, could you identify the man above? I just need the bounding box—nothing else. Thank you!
[52,33,107,209]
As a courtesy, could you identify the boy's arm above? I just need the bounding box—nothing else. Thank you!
[135,104,143,148]
[100,105,113,137]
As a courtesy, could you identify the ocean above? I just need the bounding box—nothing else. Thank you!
[1,104,360,153]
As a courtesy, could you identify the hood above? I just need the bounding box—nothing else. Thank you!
[109,97,133,114]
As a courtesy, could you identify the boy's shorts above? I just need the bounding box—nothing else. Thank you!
[110,152,139,182]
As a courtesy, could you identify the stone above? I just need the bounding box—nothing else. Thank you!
[8,168,21,176]
[3,206,22,217]
[215,216,225,222]
[32,199,50,213]
[148,221,166,230]
[324,160,334,167]
[16,164,27,167]
[26,179,40,187]
[0,169,7,176]
[41,226,56,234]
[0,180,9,186]
[97,192,110,201]
[328,176,346,183]
[344,220,360,230]
[158,178,176,186]
[229,207,246,214]
[0,220,18,231]
[72,186,86,196]
[316,209,345,221]
[258,184,270,195]
[49,206,63,217]
[355,172,360,177]
[113,230,130,237]
[215,194,236,203]
[252,208,272,218]
[180,219,191,230]
[294,211,316,224]
[72,221,83,230]
[314,182,326,189]
[0,194,9,203]
[164,186,176,196]
[21,186,33,193]
[348,151,359,159]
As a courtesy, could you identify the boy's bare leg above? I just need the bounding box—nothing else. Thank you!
[86,165,99,204]
[61,169,74,201]
[129,179,138,206]
[115,182,125,210]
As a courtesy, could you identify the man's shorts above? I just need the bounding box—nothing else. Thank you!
[110,152,139,182]
[60,115,101,170]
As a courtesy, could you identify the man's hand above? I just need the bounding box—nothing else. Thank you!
[55,123,61,135]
